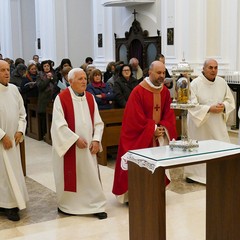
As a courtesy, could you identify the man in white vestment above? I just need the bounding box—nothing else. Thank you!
[51,68,107,219]
[184,59,235,184]
[0,60,28,221]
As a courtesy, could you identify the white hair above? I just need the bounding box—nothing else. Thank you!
[129,57,139,65]
[68,68,85,80]
[86,64,96,70]
[203,58,218,68]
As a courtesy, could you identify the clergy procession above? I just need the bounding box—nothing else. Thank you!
[0,53,236,225]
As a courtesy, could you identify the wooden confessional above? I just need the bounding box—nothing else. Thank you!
[115,18,161,70]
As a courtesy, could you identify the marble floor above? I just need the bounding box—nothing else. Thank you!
[0,131,238,240]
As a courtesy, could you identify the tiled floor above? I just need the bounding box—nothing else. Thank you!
[0,130,238,240]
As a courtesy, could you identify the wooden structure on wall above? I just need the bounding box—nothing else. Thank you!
[115,14,161,70]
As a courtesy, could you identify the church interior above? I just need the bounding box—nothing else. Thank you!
[1,0,240,239]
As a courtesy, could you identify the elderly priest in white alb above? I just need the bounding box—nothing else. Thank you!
[51,68,107,220]
[184,59,235,184]
[0,60,28,221]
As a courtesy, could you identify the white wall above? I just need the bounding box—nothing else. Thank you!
[112,4,160,38]
[66,0,93,68]
[1,0,240,73]
[92,0,116,71]
[10,0,22,58]
[54,0,69,66]
[0,0,12,58]
[32,0,94,68]
[20,0,36,62]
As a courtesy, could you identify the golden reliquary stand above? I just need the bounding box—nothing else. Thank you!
[169,59,199,151]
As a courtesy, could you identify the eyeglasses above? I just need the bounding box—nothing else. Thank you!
[122,69,130,72]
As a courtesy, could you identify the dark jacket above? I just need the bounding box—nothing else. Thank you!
[113,76,138,108]
[87,82,115,110]
[20,73,39,107]
[36,71,58,113]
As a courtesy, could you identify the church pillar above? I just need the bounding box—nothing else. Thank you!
[35,0,56,63]
[235,0,240,70]
[41,0,94,67]
[0,0,23,59]
[161,0,239,75]
[205,0,221,57]
[218,0,239,72]
[161,0,206,75]
[0,0,13,58]
[0,0,43,62]
[53,0,69,64]
[92,0,115,71]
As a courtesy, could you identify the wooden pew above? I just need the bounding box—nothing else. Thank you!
[27,98,42,140]
[97,108,124,166]
[20,141,26,176]
[39,104,181,166]
[45,103,53,145]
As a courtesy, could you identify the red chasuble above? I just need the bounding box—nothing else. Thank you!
[112,80,177,195]
[59,88,94,192]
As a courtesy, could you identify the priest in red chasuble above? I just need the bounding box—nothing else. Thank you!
[112,61,177,203]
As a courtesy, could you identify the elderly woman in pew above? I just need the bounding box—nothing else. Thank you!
[113,64,138,108]
[36,60,58,139]
[86,69,115,110]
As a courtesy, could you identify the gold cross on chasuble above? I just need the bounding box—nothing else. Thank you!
[153,93,161,124]
[154,104,161,111]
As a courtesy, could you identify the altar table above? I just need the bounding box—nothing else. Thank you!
[126,140,240,240]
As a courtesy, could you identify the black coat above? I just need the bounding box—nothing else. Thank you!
[113,76,138,108]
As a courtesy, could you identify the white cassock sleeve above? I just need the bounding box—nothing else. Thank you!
[187,89,210,128]
[222,85,236,122]
[51,96,79,157]
[91,101,104,144]
[188,76,235,128]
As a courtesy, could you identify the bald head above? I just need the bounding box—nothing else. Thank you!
[149,60,165,70]
[203,58,218,68]
[148,61,166,86]
[0,60,10,86]
[202,58,218,81]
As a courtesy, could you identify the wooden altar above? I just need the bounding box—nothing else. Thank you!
[127,140,240,240]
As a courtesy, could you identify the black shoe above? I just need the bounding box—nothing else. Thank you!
[5,208,20,221]
[0,207,5,212]
[94,212,107,220]
[186,177,196,183]
[57,208,73,216]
